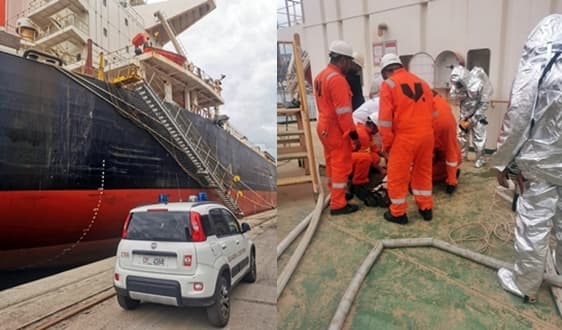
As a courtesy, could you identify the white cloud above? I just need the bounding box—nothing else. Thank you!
[174,0,276,156]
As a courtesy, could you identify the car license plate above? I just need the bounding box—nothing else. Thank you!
[141,255,167,266]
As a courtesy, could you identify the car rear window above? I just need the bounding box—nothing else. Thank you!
[126,211,191,242]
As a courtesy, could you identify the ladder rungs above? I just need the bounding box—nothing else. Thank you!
[277,151,309,161]
[278,175,313,186]
[277,138,303,145]
[277,108,301,116]
[277,130,304,136]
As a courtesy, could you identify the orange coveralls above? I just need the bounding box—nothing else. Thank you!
[432,94,462,186]
[351,123,377,185]
[314,64,357,209]
[379,68,434,216]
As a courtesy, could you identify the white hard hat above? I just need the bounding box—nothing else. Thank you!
[352,52,364,68]
[380,53,402,71]
[329,40,353,58]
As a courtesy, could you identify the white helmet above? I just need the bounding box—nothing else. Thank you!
[380,53,402,71]
[352,52,364,68]
[329,40,353,58]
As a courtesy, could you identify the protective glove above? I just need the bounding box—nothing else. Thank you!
[496,168,526,194]
[459,119,473,131]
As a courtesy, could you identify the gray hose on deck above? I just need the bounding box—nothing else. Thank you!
[277,186,326,299]
[277,195,330,258]
[432,238,513,270]
[328,238,562,329]
[431,239,562,288]
[382,237,433,248]
[328,242,383,330]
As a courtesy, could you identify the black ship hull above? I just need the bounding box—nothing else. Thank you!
[0,51,276,270]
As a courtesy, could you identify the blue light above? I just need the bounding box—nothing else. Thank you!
[158,194,169,204]
[198,192,208,201]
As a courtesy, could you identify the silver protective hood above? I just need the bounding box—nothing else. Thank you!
[492,14,562,185]
[449,65,470,99]
[466,67,493,102]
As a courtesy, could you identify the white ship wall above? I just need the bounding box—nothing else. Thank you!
[279,0,562,150]
[87,0,145,54]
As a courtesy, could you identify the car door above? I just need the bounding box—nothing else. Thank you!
[208,208,237,272]
[220,208,250,282]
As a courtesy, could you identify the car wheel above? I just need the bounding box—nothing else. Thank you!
[117,294,140,310]
[243,250,257,283]
[206,274,230,327]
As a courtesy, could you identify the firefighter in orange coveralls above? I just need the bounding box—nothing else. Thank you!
[350,114,385,206]
[314,40,362,215]
[378,54,434,224]
[432,91,462,193]
[354,113,386,175]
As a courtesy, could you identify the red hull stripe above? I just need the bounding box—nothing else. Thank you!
[0,189,276,250]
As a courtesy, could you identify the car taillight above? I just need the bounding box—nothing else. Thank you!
[193,282,204,291]
[114,273,120,281]
[190,211,206,242]
[121,213,132,239]
[183,254,192,267]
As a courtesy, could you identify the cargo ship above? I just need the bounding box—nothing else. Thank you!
[0,0,276,270]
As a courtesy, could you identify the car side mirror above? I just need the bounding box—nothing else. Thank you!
[241,222,251,233]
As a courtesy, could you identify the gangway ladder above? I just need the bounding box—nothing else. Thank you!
[135,83,244,216]
[277,33,319,194]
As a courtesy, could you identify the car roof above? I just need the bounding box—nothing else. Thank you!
[130,201,225,213]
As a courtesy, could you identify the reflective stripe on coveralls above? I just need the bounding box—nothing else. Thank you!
[314,64,356,209]
[379,69,434,216]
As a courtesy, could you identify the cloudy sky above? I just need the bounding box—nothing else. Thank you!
[174,0,277,156]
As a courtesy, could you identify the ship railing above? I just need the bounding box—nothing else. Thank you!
[163,101,234,185]
[149,93,244,214]
[184,62,223,95]
[104,44,223,95]
[28,0,49,14]
[37,12,88,40]
[222,123,261,152]
[105,46,136,70]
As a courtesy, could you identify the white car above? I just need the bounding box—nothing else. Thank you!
[113,200,256,327]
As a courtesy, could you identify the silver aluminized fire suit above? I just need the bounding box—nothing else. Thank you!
[492,14,562,302]
[449,66,493,168]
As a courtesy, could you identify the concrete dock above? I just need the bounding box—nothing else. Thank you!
[0,210,277,330]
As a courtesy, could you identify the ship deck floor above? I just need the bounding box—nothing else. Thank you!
[277,125,562,329]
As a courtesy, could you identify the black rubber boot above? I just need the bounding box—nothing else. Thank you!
[418,208,433,221]
[353,185,378,207]
[383,211,408,225]
[446,185,456,194]
[330,204,359,216]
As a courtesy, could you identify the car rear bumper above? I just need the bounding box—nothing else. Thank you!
[114,276,216,307]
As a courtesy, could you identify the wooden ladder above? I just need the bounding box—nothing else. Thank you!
[277,33,319,194]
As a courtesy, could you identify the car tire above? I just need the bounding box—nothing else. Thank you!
[117,294,140,310]
[206,274,230,327]
[242,250,257,283]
